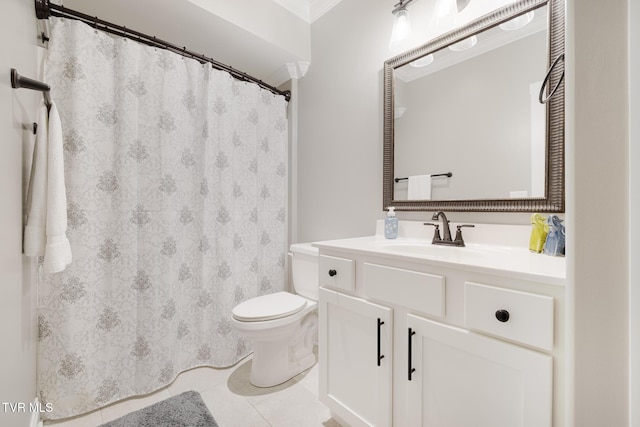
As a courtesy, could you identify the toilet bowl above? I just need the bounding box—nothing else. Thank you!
[231,242,319,387]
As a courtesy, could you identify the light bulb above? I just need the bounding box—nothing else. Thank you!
[389,8,411,54]
[410,54,434,68]
[431,0,458,33]
[449,35,477,52]
[499,11,535,31]
[435,0,457,19]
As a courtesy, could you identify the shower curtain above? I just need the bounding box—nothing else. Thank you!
[37,17,288,420]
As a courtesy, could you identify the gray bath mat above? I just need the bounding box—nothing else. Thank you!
[99,390,218,427]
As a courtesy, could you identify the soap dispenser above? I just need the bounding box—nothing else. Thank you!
[385,207,398,239]
[529,213,548,253]
[543,215,565,256]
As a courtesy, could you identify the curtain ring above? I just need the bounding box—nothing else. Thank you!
[539,53,565,104]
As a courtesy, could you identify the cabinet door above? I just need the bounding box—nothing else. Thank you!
[406,314,552,427]
[319,288,393,427]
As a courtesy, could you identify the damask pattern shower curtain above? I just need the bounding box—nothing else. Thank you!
[37,17,288,419]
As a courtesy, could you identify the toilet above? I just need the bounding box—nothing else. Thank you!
[231,242,319,387]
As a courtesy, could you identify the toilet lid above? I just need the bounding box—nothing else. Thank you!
[232,292,307,322]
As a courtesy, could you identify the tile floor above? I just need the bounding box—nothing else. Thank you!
[44,354,342,427]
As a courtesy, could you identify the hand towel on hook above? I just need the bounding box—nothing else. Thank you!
[407,175,432,200]
[24,101,72,273]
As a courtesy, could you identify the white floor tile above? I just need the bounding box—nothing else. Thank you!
[200,383,270,427]
[44,410,102,427]
[252,383,339,427]
[296,363,321,398]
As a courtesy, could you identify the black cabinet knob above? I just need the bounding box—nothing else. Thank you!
[328,269,337,277]
[495,309,510,322]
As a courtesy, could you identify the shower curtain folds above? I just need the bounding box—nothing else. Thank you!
[37,16,288,420]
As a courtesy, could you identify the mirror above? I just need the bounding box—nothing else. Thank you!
[383,0,565,212]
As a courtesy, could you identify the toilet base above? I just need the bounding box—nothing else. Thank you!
[249,312,318,388]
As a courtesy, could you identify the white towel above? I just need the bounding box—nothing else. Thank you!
[43,102,72,273]
[24,101,72,273]
[24,102,49,257]
[408,175,432,200]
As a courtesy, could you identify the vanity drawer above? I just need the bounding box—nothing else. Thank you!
[319,254,355,292]
[363,263,445,318]
[464,282,554,352]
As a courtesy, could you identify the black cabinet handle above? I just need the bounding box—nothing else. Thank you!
[495,309,510,322]
[408,328,416,381]
[377,318,385,366]
[328,269,337,277]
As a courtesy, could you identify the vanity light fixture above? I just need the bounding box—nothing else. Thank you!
[389,0,416,54]
[430,0,472,33]
[430,0,459,33]
[434,0,458,21]
[448,35,477,51]
[499,10,535,31]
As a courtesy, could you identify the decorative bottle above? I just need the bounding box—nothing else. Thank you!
[543,215,565,256]
[384,207,398,239]
[529,213,547,253]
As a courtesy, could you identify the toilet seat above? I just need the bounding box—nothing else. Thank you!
[232,292,307,322]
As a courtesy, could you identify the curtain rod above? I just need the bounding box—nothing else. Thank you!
[34,0,291,102]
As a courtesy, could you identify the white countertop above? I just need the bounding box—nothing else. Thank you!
[313,235,566,286]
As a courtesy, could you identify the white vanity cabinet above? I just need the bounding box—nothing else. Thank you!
[406,314,552,427]
[316,242,565,427]
[319,288,393,427]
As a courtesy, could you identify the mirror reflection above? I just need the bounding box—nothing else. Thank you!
[393,5,548,201]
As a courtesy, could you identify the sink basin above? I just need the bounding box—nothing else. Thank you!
[374,241,507,261]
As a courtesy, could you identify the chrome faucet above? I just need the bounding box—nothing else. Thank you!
[423,211,475,247]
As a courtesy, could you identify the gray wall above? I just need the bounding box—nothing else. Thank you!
[297,0,390,242]
[0,0,40,426]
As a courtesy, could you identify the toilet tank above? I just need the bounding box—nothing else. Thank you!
[289,243,319,301]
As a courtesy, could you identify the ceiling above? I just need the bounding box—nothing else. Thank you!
[272,0,344,23]
[56,0,342,86]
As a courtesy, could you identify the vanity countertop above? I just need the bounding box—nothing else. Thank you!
[313,235,566,286]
